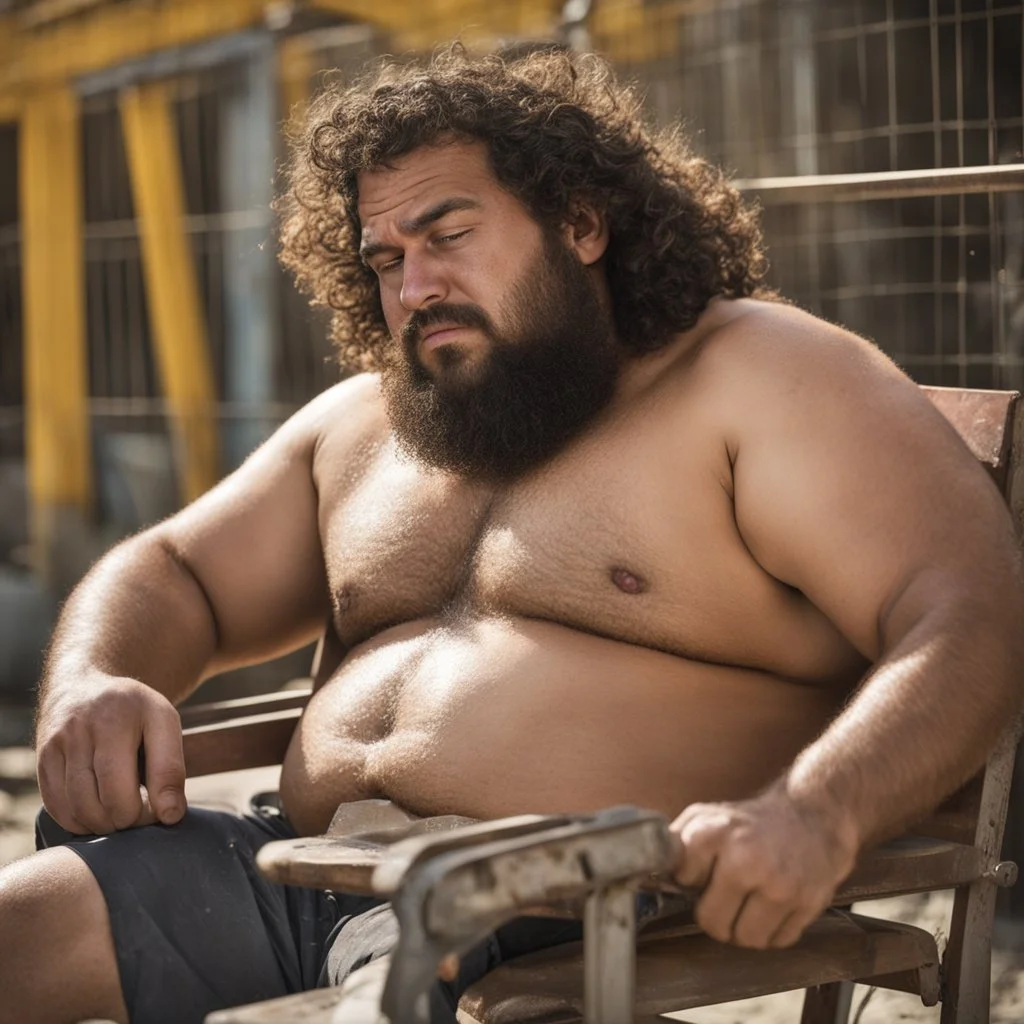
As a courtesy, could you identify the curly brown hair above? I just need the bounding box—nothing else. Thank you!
[277,43,771,371]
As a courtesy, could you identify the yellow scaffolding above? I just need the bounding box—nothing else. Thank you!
[120,81,220,504]
[19,85,92,579]
[6,0,684,585]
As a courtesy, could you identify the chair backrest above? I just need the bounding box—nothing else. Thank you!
[912,386,1022,864]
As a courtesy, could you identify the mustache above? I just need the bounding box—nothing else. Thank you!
[399,303,495,350]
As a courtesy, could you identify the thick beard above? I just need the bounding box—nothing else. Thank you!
[380,234,620,482]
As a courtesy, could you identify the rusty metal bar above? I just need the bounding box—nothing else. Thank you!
[736,163,1024,204]
[584,882,638,1024]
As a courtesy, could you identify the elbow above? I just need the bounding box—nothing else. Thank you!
[147,531,224,658]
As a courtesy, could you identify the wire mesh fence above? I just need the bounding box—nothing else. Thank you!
[614,0,1024,390]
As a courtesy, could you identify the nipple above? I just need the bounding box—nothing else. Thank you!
[610,567,646,595]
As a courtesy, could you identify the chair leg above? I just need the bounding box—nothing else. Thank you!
[940,881,997,1024]
[800,981,853,1024]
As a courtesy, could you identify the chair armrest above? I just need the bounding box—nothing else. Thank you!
[179,686,311,729]
[254,807,989,1024]
[182,706,303,777]
[179,686,311,777]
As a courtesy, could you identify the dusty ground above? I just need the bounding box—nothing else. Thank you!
[2,748,1023,1023]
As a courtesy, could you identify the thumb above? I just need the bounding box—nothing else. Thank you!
[673,839,715,888]
[671,807,726,888]
[141,704,187,825]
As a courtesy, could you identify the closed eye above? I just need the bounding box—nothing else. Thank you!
[435,229,471,246]
[374,230,471,274]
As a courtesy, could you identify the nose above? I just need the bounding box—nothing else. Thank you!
[399,252,447,312]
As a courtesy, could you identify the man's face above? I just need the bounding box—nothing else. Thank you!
[357,142,619,480]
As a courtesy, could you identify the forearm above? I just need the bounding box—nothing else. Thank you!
[39,530,218,711]
[782,596,1024,850]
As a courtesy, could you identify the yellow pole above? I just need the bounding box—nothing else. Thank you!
[120,81,219,504]
[19,86,92,582]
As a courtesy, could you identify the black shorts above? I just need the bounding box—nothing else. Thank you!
[37,805,583,1024]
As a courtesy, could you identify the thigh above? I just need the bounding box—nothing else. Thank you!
[58,807,339,1024]
[0,847,128,1024]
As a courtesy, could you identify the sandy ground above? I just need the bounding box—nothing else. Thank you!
[2,748,1023,1024]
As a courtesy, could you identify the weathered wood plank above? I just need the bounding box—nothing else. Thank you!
[921,386,1016,488]
[182,708,301,777]
[179,687,311,729]
[460,913,938,1023]
[835,836,985,903]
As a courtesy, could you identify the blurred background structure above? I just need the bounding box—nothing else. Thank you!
[1,0,1024,897]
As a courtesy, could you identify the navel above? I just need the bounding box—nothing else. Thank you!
[610,566,647,595]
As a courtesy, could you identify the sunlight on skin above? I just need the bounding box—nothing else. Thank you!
[786,643,935,801]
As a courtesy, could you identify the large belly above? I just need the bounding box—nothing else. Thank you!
[279,616,845,835]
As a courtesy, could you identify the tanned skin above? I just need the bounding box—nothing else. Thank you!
[2,142,1023,1023]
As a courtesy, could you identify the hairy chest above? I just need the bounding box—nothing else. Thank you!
[316,421,859,680]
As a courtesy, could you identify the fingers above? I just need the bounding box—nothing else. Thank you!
[672,798,839,950]
[672,804,726,888]
[692,865,746,944]
[37,747,90,835]
[93,731,145,831]
[729,893,792,950]
[36,681,186,834]
[140,703,187,825]
[695,867,814,949]
[65,758,117,835]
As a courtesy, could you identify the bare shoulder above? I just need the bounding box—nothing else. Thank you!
[678,298,976,467]
[688,298,925,419]
[683,296,1001,500]
[306,372,389,493]
[672,298,1017,658]
[292,372,386,450]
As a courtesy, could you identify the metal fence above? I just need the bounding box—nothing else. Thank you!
[615,0,1024,390]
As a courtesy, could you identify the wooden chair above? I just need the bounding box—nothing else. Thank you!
[182,385,1024,1024]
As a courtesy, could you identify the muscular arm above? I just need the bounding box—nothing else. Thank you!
[737,315,1024,842]
[673,304,1024,945]
[35,377,374,833]
[40,535,219,713]
[785,566,1021,847]
[41,387,335,703]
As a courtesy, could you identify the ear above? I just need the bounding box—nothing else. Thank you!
[561,199,609,266]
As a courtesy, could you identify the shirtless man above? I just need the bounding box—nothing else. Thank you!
[2,45,1023,1024]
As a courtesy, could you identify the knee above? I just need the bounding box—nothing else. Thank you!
[0,848,127,1024]
[0,846,108,944]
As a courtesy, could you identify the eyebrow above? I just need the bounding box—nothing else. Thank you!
[359,196,481,264]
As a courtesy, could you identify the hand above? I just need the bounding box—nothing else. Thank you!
[35,673,187,835]
[670,786,859,949]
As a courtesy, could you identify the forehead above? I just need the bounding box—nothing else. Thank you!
[356,141,514,234]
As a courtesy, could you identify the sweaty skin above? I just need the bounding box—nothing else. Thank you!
[9,142,1022,1024]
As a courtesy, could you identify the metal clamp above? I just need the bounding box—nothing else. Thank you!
[376,805,678,1023]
